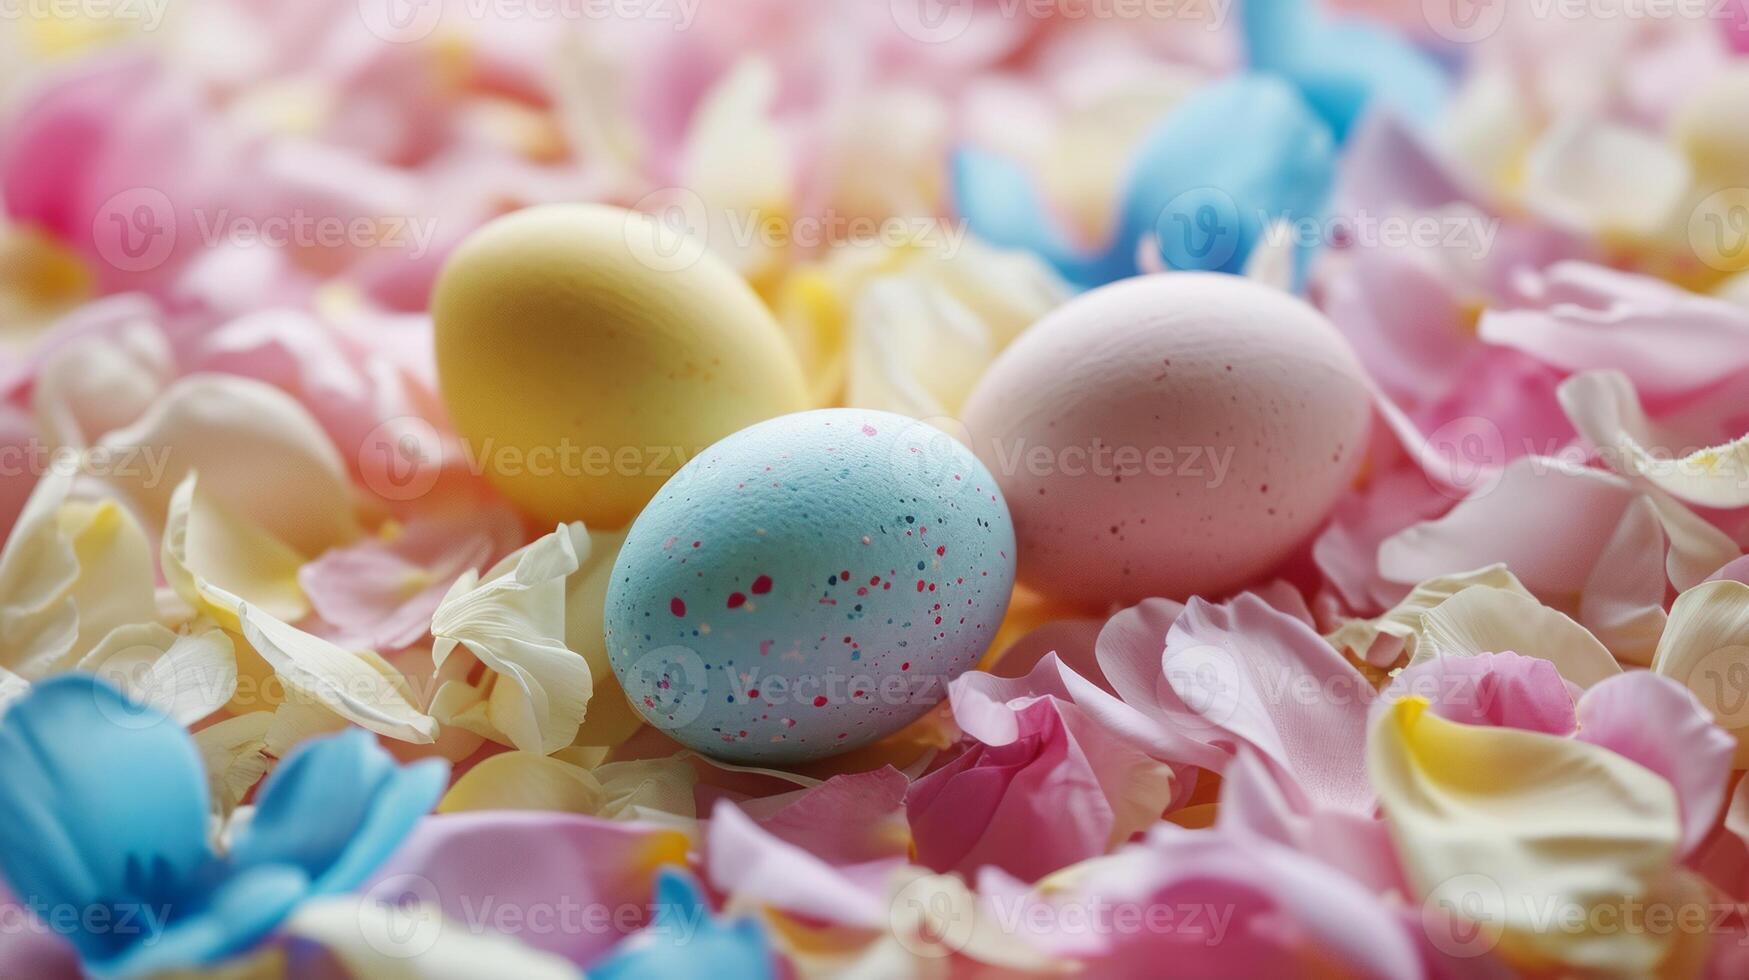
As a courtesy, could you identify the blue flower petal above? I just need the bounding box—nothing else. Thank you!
[94,865,308,980]
[1239,0,1449,141]
[1115,76,1335,286]
[0,676,214,968]
[229,727,447,895]
[951,146,1103,286]
[956,76,1335,291]
[589,868,775,980]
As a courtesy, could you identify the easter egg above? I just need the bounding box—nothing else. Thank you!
[433,204,810,529]
[961,273,1370,607]
[604,409,1016,764]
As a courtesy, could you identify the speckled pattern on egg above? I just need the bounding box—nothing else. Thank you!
[962,272,1372,607]
[605,409,1017,764]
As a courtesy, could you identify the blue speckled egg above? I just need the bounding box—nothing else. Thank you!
[605,409,1017,764]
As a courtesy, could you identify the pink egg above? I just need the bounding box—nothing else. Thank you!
[961,273,1372,606]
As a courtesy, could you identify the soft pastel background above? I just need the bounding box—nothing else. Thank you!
[6,0,1749,977]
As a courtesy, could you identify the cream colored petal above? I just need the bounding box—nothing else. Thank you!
[1522,115,1691,238]
[1370,697,1681,974]
[1244,219,1297,292]
[0,465,79,674]
[224,590,436,744]
[56,498,157,661]
[282,896,579,980]
[0,664,27,716]
[192,710,274,817]
[1413,586,1621,687]
[263,698,352,758]
[438,751,605,815]
[679,56,792,280]
[564,528,644,748]
[162,473,308,629]
[96,374,357,555]
[591,757,700,821]
[430,524,590,755]
[1327,564,1532,666]
[31,319,169,449]
[1652,580,1749,766]
[847,276,991,420]
[1561,370,1749,509]
[79,622,237,724]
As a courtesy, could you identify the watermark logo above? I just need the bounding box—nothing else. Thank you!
[1423,0,1508,42]
[624,645,711,730]
[1162,643,1243,729]
[1155,188,1242,272]
[1689,188,1749,274]
[889,875,978,958]
[1422,874,1508,958]
[1422,415,1507,500]
[886,416,978,500]
[358,417,445,503]
[626,187,713,274]
[358,874,445,959]
[93,188,177,275]
[890,0,978,43]
[1690,645,1749,729]
[358,0,443,42]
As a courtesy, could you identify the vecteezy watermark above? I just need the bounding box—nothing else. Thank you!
[1266,210,1502,262]
[1147,192,1502,271]
[0,898,171,943]
[889,0,1232,44]
[0,0,169,30]
[1689,188,1749,274]
[354,417,712,503]
[1420,875,1749,959]
[985,438,1237,486]
[91,188,440,274]
[353,874,710,961]
[0,440,173,486]
[1686,645,1749,728]
[886,874,1237,960]
[618,645,958,734]
[625,186,970,273]
[1424,0,1735,43]
[357,0,703,44]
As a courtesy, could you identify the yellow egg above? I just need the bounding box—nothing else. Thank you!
[433,204,809,528]
[1673,67,1749,184]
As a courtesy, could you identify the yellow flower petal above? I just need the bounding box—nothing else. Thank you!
[1370,697,1680,974]
[163,472,308,629]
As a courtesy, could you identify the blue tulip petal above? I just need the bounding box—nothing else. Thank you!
[305,758,448,895]
[589,868,776,980]
[93,865,309,980]
[951,147,1111,288]
[1114,76,1335,284]
[1240,0,1449,140]
[230,728,447,894]
[0,677,214,965]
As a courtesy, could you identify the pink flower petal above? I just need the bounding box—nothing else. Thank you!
[1576,671,1735,857]
[1377,653,1579,736]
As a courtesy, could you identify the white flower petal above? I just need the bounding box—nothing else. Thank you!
[1560,370,1749,509]
[430,523,591,754]
[225,589,437,744]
